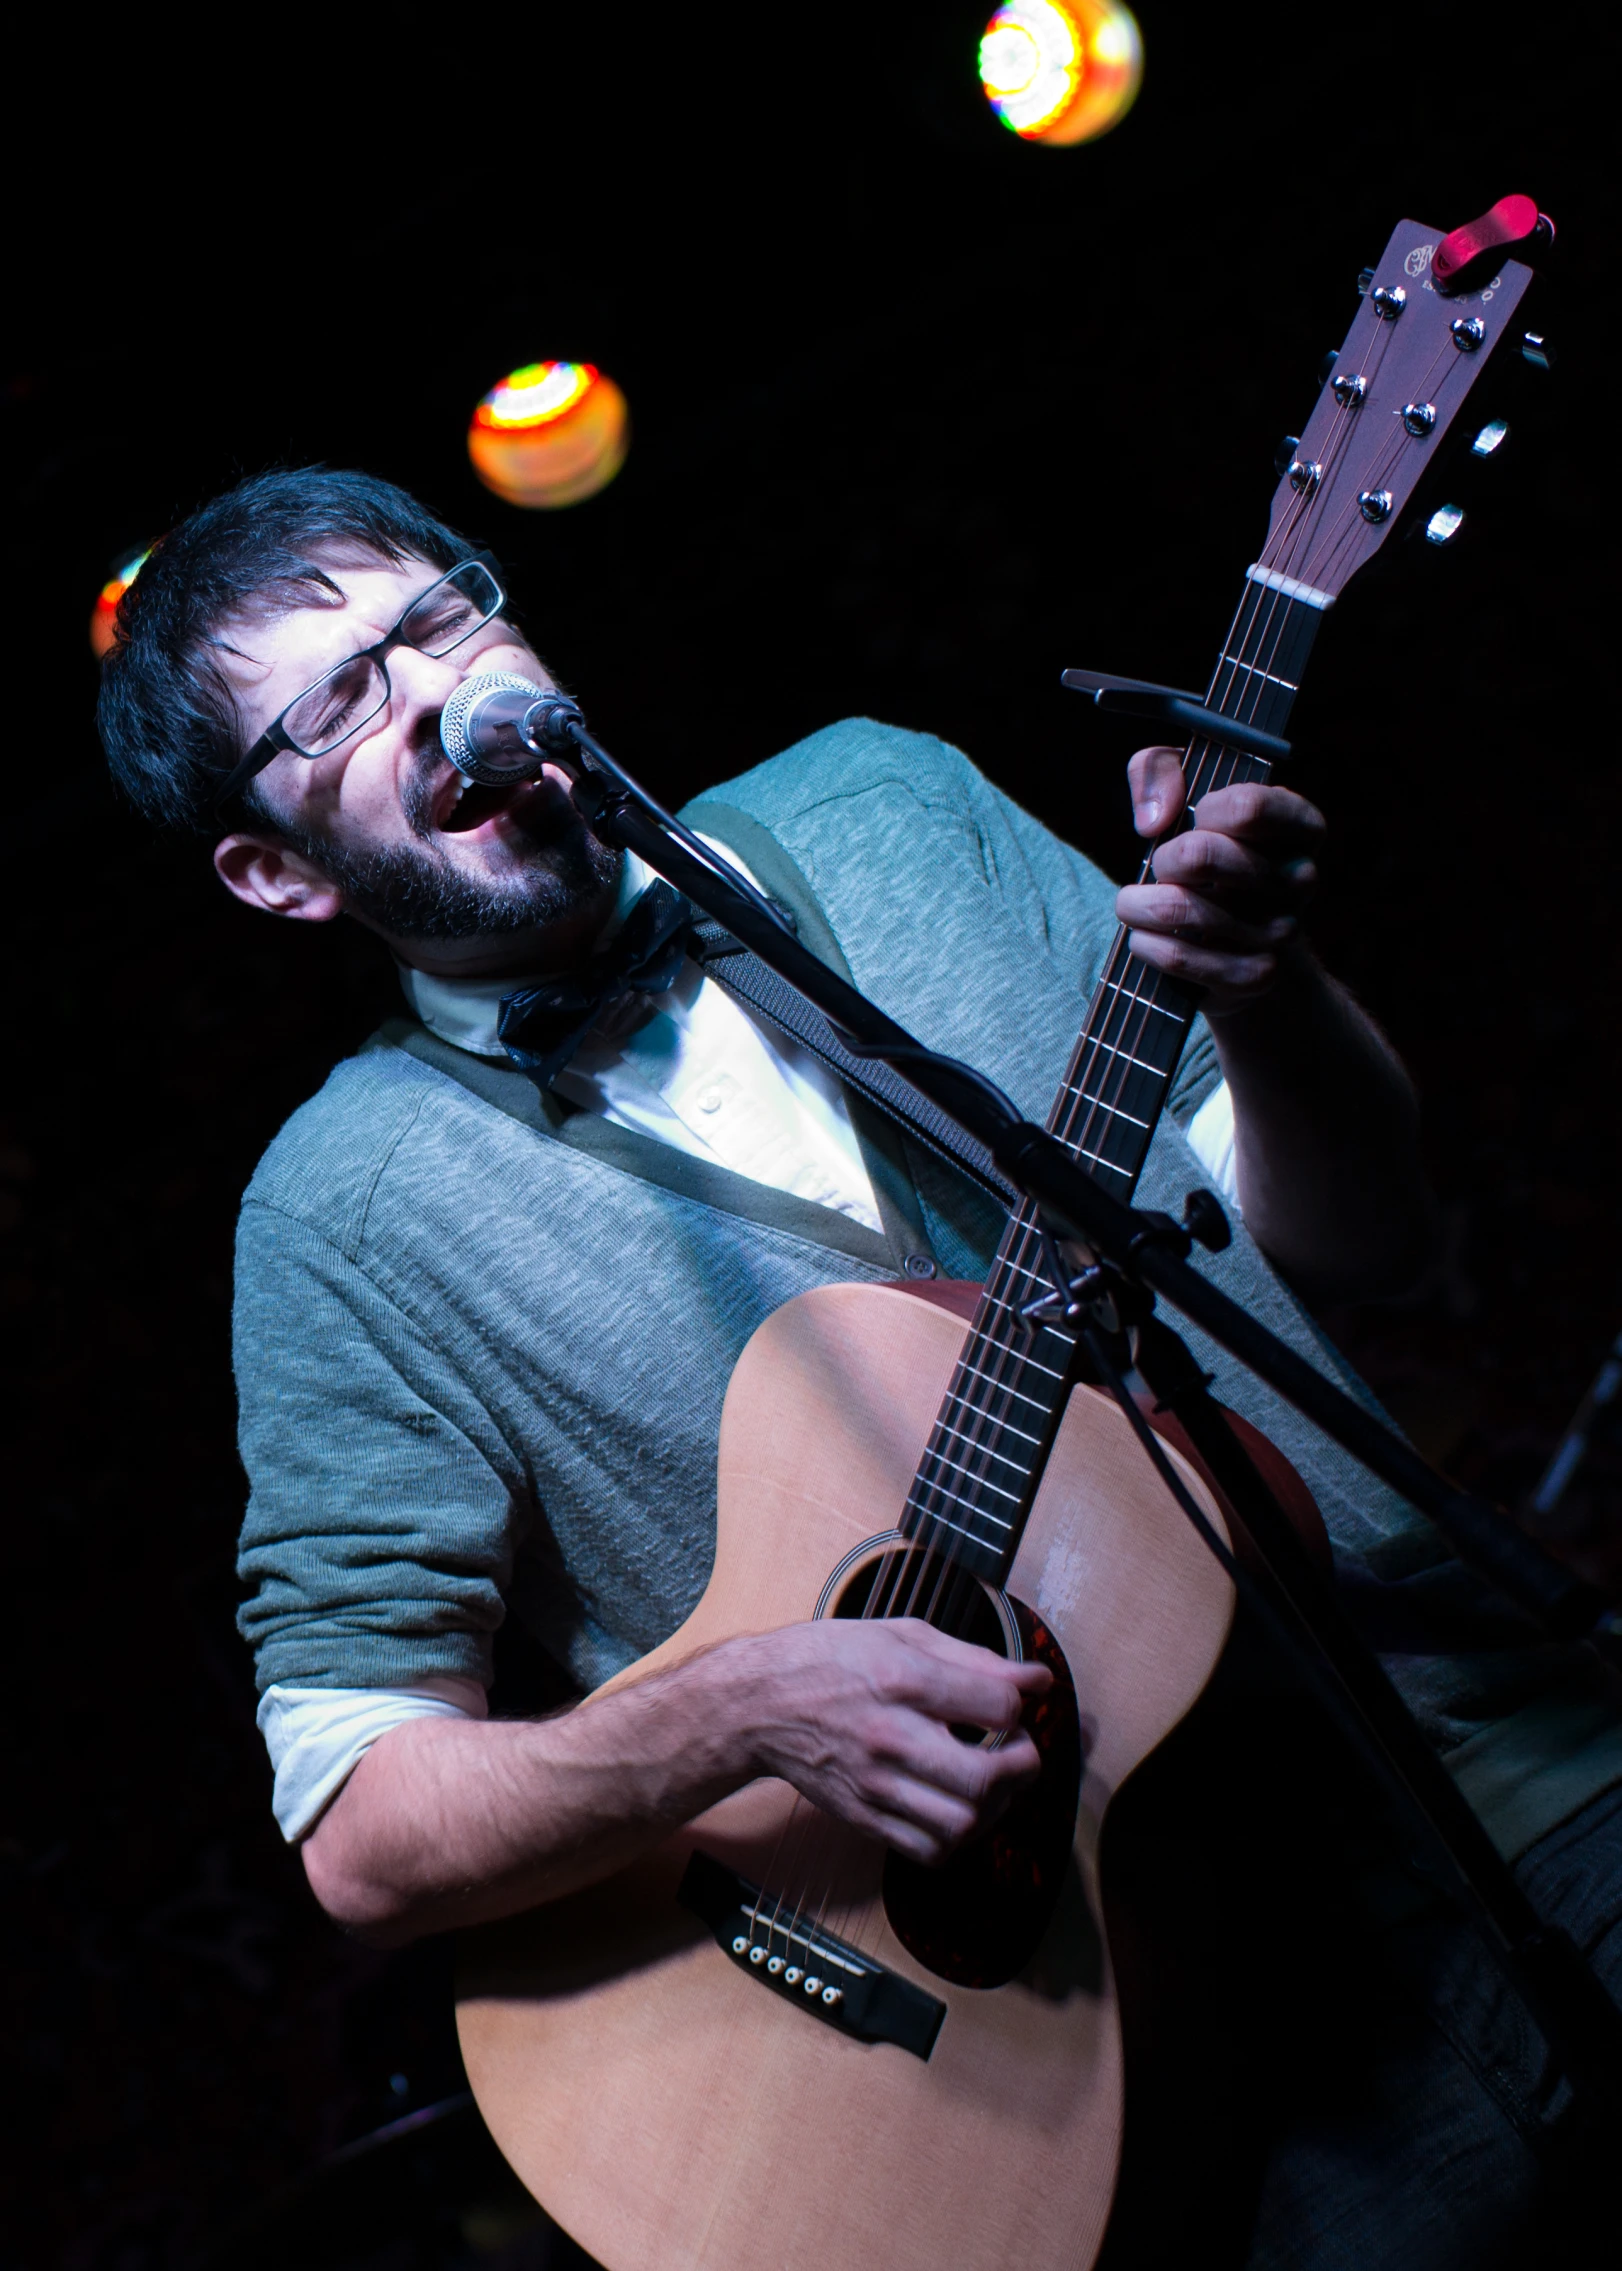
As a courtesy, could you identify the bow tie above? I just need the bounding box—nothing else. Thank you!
[498,880,697,1090]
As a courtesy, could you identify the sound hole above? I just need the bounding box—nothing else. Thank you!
[832,1545,1010,1743]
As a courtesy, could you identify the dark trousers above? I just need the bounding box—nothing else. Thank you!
[1097,1623,1622,2268]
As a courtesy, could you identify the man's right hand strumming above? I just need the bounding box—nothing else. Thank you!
[301,1619,1050,1945]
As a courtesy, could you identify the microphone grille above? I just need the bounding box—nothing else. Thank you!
[439,671,547,770]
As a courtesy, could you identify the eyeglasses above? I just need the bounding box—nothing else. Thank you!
[212,550,508,816]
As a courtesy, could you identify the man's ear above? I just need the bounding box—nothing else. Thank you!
[214,832,345,923]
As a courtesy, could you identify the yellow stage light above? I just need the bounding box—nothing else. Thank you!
[467,361,630,509]
[979,0,1142,145]
[90,548,150,659]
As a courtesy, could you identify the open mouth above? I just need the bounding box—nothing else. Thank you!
[435,770,558,839]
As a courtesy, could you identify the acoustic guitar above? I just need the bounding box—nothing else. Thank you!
[457,207,1549,2270]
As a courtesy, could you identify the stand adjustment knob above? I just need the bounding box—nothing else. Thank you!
[1182,1188,1231,1254]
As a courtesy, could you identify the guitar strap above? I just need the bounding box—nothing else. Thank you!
[688,915,1020,1211]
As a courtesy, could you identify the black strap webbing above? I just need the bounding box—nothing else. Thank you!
[690,919,1020,1210]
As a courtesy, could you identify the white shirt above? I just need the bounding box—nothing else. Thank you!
[259,845,1240,1840]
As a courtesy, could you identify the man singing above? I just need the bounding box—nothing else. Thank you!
[100,467,1620,2265]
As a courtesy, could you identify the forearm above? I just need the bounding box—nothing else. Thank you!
[301,1644,756,1945]
[299,1615,1049,1945]
[1206,946,1436,1303]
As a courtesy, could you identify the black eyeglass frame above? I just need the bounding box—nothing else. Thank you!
[211,549,508,818]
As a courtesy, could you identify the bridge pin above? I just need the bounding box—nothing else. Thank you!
[783,1966,802,1985]
[822,1986,843,2006]
[767,1955,784,1974]
[731,1935,748,1955]
[804,1976,823,1996]
[748,1946,766,1964]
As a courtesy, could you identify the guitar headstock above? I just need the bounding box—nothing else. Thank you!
[1258,211,1546,604]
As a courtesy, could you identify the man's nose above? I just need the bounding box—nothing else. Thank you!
[388,642,465,724]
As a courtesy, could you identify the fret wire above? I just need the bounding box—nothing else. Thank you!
[940,1369,1059,1429]
[1062,1087,1151,1130]
[910,1464,1021,1514]
[1097,980,1185,1020]
[934,1407,1044,1451]
[966,1323,1071,1376]
[903,1506,1009,1550]
[924,1419,1034,1474]
[908,1456,1019,1512]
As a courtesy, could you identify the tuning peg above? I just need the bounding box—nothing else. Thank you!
[1316,351,1337,390]
[1424,505,1465,546]
[1521,332,1555,371]
[1356,266,1376,296]
[1471,419,1510,458]
[1274,434,1301,477]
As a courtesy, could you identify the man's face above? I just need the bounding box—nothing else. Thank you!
[214,551,621,969]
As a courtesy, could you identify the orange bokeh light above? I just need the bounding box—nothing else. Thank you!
[979,0,1142,145]
[467,362,630,509]
[90,549,150,660]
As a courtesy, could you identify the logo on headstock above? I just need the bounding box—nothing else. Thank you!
[1405,244,1435,277]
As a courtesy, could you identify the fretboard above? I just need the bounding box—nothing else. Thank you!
[901,568,1329,1583]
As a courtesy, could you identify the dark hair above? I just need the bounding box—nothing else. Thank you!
[97,467,484,835]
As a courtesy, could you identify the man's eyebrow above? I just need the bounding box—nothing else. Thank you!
[207,636,274,683]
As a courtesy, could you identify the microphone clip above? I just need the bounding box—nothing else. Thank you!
[517,692,587,759]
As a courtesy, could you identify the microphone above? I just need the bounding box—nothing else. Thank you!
[439,673,585,785]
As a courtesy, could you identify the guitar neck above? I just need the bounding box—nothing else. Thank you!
[901,567,1330,1583]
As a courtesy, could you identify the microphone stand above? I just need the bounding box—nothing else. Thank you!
[523,697,1622,2113]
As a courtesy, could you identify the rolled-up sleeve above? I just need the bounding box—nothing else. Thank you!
[234,1201,525,1694]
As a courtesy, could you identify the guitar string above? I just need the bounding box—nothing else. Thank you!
[857,516,1323,1783]
[891,553,1307,1600]
[869,469,1332,1623]
[867,585,1289,1666]
[868,473,1329,1659]
[1296,308,1467,595]
[816,285,1465,1956]
[800,605,1286,1964]
[875,275,1448,1642]
[748,347,1369,1970]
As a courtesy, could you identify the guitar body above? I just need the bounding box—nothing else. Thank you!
[457,1280,1236,2270]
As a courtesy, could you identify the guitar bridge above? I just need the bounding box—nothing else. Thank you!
[677,1849,946,2060]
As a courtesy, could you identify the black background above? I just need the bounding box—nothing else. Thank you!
[4,8,1618,2265]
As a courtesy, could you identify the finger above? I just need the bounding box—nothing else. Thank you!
[1126,747,1189,840]
[878,1718,1044,1807]
[879,1629,1051,1732]
[1186,781,1326,848]
[1117,882,1298,951]
[856,1768,979,1853]
[864,1727,1042,1826]
[1148,828,1317,905]
[885,1619,1053,1696]
[1125,927,1284,996]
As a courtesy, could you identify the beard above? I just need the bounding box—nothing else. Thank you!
[265,748,624,943]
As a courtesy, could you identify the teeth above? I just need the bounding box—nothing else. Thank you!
[456,771,474,790]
